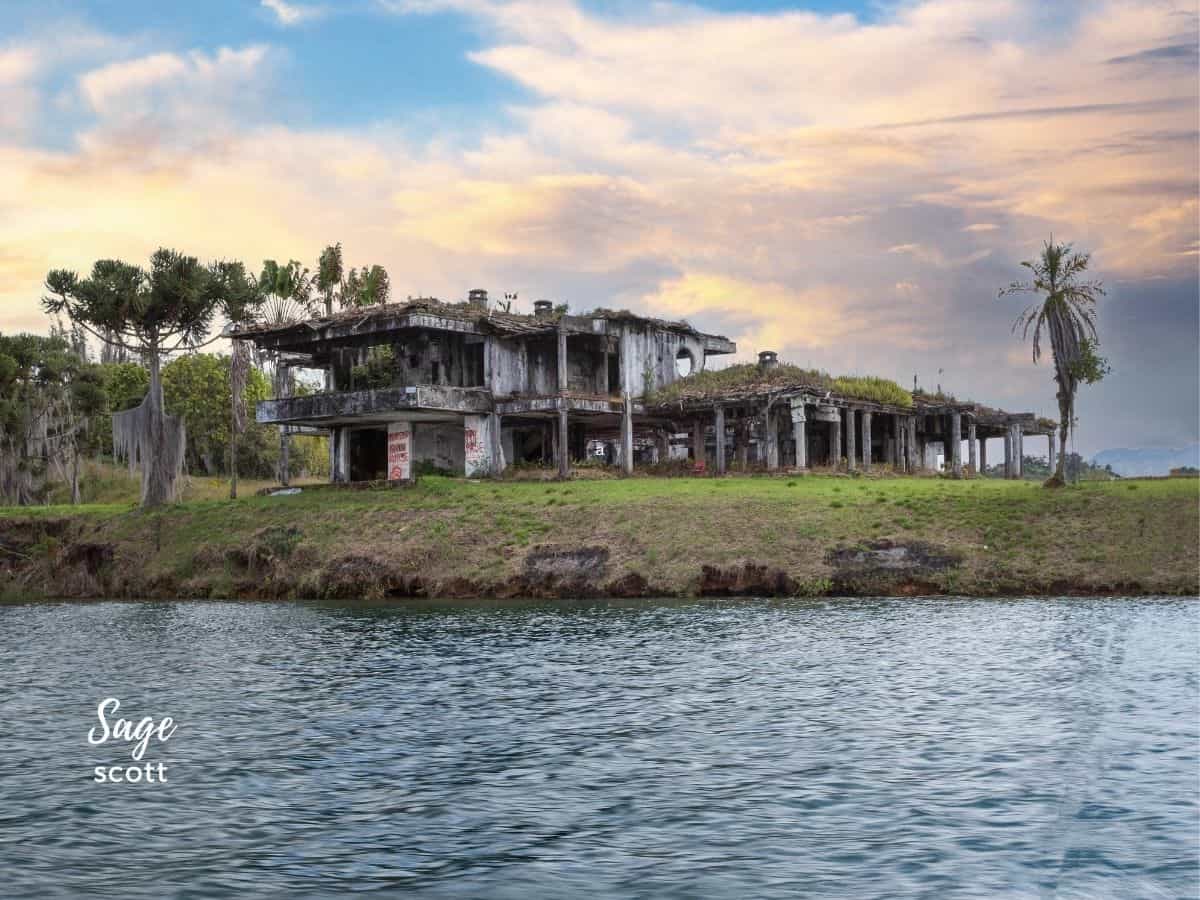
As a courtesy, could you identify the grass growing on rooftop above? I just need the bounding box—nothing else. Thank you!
[654,362,913,407]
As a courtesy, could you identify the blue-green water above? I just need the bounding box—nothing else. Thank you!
[0,597,1197,898]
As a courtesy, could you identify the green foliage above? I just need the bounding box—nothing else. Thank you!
[45,249,260,357]
[0,332,105,503]
[655,361,913,407]
[642,361,656,401]
[350,346,396,389]
[1068,338,1110,385]
[342,265,391,309]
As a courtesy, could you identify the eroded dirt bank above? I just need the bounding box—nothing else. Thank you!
[4,482,1195,602]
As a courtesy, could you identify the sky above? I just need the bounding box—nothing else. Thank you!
[0,0,1196,455]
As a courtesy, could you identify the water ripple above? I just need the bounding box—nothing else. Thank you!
[0,596,1196,898]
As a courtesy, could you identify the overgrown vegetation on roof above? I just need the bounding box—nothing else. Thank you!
[653,362,913,408]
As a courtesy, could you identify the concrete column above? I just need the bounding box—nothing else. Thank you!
[558,406,570,479]
[979,436,987,475]
[464,415,494,478]
[967,422,977,475]
[715,405,727,474]
[951,412,962,477]
[846,408,857,471]
[693,418,705,464]
[492,414,506,475]
[829,415,842,469]
[737,419,749,471]
[1004,425,1014,479]
[620,392,633,475]
[861,410,872,470]
[1016,429,1024,478]
[331,426,350,483]
[557,326,568,394]
[387,422,414,481]
[791,400,807,470]
[1047,432,1056,474]
[766,404,780,471]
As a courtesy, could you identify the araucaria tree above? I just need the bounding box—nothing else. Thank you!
[1000,239,1109,487]
[44,249,260,507]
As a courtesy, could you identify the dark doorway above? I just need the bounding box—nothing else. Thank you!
[350,428,388,481]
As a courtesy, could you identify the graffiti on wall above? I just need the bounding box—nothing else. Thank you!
[387,423,411,481]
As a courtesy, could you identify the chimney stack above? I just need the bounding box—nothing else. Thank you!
[758,350,779,372]
[468,288,488,309]
[534,300,554,318]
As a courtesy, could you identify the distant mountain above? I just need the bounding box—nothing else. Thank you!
[1092,444,1200,477]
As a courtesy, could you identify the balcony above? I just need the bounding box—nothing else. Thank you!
[256,385,493,426]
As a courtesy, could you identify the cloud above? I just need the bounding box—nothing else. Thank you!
[0,0,1196,452]
[261,0,325,26]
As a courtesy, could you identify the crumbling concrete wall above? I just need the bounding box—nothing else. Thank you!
[491,339,527,395]
[413,422,465,473]
[617,323,706,398]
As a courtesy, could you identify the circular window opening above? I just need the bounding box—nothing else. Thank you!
[675,348,695,378]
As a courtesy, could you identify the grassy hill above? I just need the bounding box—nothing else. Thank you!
[2,471,1196,600]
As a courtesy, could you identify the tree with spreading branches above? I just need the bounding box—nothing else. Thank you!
[44,249,261,507]
[1000,239,1109,487]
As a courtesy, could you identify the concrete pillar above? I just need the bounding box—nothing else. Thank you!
[601,346,610,396]
[906,417,917,472]
[557,326,568,394]
[715,405,727,474]
[791,400,807,470]
[386,422,414,481]
[464,415,494,478]
[1047,432,1056,474]
[493,414,506,475]
[693,418,705,464]
[979,436,987,475]
[846,408,857,471]
[558,407,570,479]
[620,392,633,475]
[766,404,780,471]
[331,426,350,483]
[1004,426,1014,479]
[967,422,977,475]
[861,410,872,470]
[950,412,962,477]
[830,414,842,469]
[1016,428,1024,478]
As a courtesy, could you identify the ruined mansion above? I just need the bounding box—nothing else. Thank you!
[236,291,1053,482]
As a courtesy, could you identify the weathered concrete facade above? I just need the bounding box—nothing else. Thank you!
[238,295,736,480]
[240,293,1053,482]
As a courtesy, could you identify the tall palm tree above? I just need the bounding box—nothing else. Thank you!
[317,243,343,317]
[1000,239,1106,486]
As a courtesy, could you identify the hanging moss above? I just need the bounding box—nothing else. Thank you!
[112,396,186,505]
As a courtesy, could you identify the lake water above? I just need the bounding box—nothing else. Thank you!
[1,596,1197,898]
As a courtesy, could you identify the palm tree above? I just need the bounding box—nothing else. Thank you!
[257,260,313,486]
[317,243,343,318]
[1000,239,1106,486]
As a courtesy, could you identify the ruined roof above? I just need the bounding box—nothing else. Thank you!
[651,361,1054,429]
[233,297,731,344]
[651,363,914,409]
[233,297,559,340]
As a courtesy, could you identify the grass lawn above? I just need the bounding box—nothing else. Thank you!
[3,470,1196,598]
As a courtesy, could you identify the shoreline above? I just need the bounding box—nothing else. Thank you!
[2,475,1197,602]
